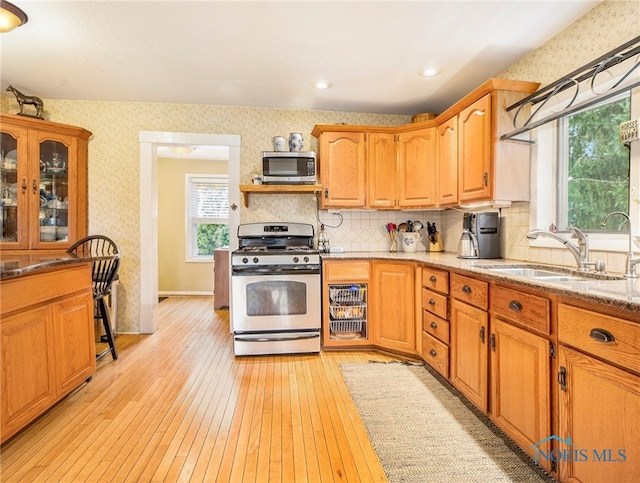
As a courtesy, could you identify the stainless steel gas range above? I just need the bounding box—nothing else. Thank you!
[231,223,321,356]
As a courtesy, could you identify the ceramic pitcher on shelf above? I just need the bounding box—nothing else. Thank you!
[289,132,304,152]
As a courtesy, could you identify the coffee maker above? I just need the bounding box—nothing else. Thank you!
[457,212,501,259]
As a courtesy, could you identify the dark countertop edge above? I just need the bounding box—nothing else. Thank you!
[0,254,115,280]
[321,251,640,314]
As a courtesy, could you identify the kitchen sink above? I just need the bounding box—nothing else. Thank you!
[474,264,624,281]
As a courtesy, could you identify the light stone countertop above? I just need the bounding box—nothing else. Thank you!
[321,251,640,314]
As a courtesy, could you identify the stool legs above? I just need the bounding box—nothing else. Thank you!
[96,296,118,361]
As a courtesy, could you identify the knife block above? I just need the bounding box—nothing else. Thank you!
[428,235,444,252]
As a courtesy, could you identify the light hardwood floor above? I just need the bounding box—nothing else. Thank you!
[0,296,400,482]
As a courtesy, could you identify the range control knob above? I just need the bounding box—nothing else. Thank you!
[242,257,249,264]
[304,256,310,263]
[252,257,259,264]
[293,256,299,263]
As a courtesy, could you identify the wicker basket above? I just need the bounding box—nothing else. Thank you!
[411,112,437,123]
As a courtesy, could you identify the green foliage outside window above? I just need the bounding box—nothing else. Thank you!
[196,223,229,256]
[566,96,630,231]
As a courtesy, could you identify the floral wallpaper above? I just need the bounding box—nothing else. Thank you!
[1,0,637,332]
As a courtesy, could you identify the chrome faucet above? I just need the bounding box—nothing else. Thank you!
[601,211,639,278]
[527,227,605,272]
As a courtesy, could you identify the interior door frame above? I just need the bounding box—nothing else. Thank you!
[139,131,241,333]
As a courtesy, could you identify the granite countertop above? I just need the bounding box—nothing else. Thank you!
[0,252,97,280]
[322,251,640,313]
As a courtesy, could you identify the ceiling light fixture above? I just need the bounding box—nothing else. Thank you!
[419,68,439,78]
[313,81,332,90]
[0,1,28,33]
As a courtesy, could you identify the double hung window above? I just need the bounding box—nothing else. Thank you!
[186,174,229,261]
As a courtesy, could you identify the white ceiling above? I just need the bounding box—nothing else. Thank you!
[1,0,600,117]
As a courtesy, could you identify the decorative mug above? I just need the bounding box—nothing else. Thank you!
[289,132,304,152]
[401,232,421,253]
[272,136,287,152]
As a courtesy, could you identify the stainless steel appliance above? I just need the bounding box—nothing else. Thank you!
[458,212,501,259]
[262,151,316,185]
[231,222,321,356]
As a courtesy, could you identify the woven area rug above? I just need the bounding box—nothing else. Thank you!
[340,361,555,483]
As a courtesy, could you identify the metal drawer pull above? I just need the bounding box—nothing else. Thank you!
[462,285,472,294]
[429,275,437,283]
[430,321,438,329]
[429,349,437,357]
[509,300,523,312]
[429,298,436,305]
[589,328,615,343]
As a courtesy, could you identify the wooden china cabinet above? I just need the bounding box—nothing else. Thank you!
[0,113,91,251]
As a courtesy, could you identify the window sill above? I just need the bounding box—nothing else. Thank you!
[528,234,633,253]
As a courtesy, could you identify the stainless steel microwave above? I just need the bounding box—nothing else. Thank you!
[262,151,316,184]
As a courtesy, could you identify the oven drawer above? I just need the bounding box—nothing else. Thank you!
[234,331,321,356]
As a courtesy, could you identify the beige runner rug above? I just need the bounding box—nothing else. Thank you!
[340,361,555,483]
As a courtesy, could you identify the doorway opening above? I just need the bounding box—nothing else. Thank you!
[139,131,241,333]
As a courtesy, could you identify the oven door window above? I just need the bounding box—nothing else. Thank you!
[246,280,307,316]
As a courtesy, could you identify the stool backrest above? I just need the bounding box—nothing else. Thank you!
[67,235,120,298]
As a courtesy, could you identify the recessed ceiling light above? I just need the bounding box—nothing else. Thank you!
[419,68,439,77]
[313,81,332,89]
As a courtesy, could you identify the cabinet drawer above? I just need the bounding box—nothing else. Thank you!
[422,332,449,378]
[422,312,449,344]
[422,266,449,294]
[422,288,448,320]
[450,273,488,310]
[323,260,369,281]
[491,285,551,335]
[558,303,640,374]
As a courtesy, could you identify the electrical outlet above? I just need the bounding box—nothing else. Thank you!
[620,119,639,143]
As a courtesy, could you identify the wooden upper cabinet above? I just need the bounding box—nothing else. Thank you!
[459,94,492,202]
[367,132,397,209]
[437,115,459,206]
[397,127,436,208]
[317,131,366,208]
[0,114,91,250]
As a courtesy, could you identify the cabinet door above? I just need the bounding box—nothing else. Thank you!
[53,292,96,396]
[459,94,492,202]
[397,127,436,208]
[490,319,551,468]
[557,346,640,482]
[319,132,366,208]
[29,130,80,250]
[437,116,459,206]
[450,299,488,411]
[1,305,57,442]
[367,132,397,209]
[371,261,415,353]
[1,123,30,249]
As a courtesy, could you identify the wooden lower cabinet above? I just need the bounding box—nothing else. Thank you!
[1,264,95,443]
[557,346,640,482]
[449,298,488,411]
[371,261,415,353]
[489,318,551,469]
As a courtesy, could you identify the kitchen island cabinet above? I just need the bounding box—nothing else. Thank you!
[1,262,95,443]
[0,114,91,251]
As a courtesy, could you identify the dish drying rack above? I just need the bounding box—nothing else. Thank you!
[328,284,367,337]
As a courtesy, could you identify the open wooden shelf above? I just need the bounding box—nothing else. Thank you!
[239,184,323,207]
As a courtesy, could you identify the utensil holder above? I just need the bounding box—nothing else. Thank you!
[389,232,398,252]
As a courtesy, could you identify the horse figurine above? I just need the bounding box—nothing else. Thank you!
[6,85,44,119]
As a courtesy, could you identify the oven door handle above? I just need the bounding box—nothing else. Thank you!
[234,333,320,343]
[232,266,320,275]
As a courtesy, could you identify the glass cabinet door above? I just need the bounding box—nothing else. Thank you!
[1,128,28,247]
[37,139,71,246]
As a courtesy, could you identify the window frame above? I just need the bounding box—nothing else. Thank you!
[529,86,639,254]
[185,173,229,263]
